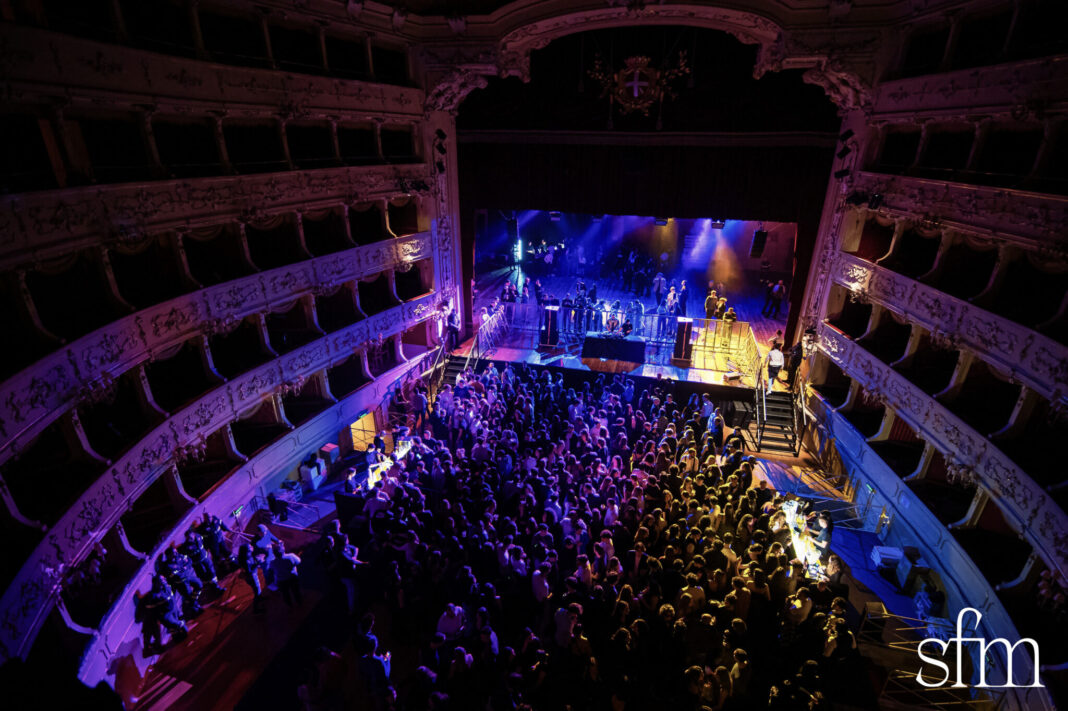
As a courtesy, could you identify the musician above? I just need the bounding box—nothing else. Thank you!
[621,317,634,336]
[606,312,620,332]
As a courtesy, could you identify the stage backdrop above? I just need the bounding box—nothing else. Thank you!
[458,142,834,340]
[475,211,796,292]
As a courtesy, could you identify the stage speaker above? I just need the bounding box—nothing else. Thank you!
[749,229,769,258]
[540,305,559,347]
[670,317,693,366]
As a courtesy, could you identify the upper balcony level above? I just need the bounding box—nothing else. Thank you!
[849,171,1068,248]
[0,227,434,475]
[2,0,415,86]
[0,159,433,268]
[883,0,1067,84]
[832,219,1068,403]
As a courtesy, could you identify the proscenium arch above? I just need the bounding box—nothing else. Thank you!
[496,4,783,82]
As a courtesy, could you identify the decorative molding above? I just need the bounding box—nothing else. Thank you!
[832,252,1068,403]
[0,165,432,269]
[853,172,1068,246]
[0,292,437,661]
[0,233,433,471]
[496,5,781,82]
[818,323,1068,583]
[807,394,1053,711]
[0,26,424,121]
[424,67,490,114]
[873,55,1068,121]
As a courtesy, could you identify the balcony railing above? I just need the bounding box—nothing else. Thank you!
[77,346,438,687]
[0,26,423,121]
[0,291,437,661]
[0,232,433,474]
[805,392,1052,711]
[873,55,1068,120]
[831,252,1068,404]
[852,171,1068,246]
[0,164,432,267]
[817,323,1068,584]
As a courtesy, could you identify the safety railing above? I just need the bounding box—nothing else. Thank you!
[497,301,762,381]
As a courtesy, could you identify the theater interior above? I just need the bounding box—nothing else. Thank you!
[0,1,1066,709]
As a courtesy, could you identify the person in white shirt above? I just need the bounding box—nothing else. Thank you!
[766,343,785,391]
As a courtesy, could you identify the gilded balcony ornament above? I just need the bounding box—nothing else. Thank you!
[76,373,117,406]
[929,329,959,351]
[175,436,208,465]
[276,376,306,397]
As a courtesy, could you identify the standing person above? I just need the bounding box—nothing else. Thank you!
[653,272,668,306]
[761,280,775,316]
[678,280,689,317]
[271,541,303,608]
[705,290,718,321]
[238,543,266,613]
[446,308,460,352]
[766,343,785,391]
[786,341,805,387]
[770,280,786,318]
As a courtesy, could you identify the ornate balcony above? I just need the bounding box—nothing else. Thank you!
[0,232,433,474]
[816,322,1068,584]
[804,391,1053,711]
[851,171,1068,246]
[873,55,1068,121]
[831,251,1068,404]
[0,26,422,120]
[0,164,433,267]
[0,291,438,661]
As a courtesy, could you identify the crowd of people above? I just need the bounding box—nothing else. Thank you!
[136,514,304,652]
[290,363,867,710]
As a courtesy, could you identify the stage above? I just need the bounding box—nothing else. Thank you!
[469,268,794,390]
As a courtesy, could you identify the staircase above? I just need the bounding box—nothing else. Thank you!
[755,389,799,455]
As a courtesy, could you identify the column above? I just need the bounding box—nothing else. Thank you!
[52,104,93,184]
[364,35,375,80]
[328,118,342,164]
[964,119,991,175]
[163,465,198,509]
[211,113,234,174]
[278,117,295,170]
[188,0,208,60]
[259,10,276,69]
[317,20,330,73]
[373,118,385,162]
[140,108,167,179]
[910,121,932,172]
[948,486,989,530]
[939,13,963,71]
[107,0,127,41]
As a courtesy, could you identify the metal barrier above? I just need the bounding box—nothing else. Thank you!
[498,302,762,382]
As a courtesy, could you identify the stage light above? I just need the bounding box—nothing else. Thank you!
[834,168,851,179]
[710,220,725,229]
[836,146,852,159]
[654,217,669,226]
[839,129,854,142]
[549,211,562,221]
[592,215,604,223]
